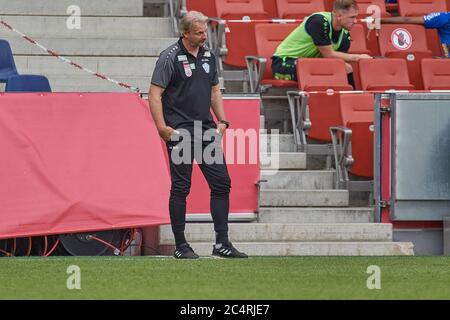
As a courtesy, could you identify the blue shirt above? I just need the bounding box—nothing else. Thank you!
[423,12,450,57]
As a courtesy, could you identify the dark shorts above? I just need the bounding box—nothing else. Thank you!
[271,56,298,81]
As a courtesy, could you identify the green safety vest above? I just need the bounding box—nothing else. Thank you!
[274,12,349,58]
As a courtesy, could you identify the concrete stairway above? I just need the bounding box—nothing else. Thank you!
[0,0,177,92]
[159,128,414,256]
[1,1,414,256]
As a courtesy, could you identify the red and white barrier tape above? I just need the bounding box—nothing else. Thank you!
[0,18,140,92]
[223,18,372,24]
[295,89,450,96]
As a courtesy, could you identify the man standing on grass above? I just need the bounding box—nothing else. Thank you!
[148,11,248,259]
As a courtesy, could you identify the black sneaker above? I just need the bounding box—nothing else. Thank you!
[212,242,248,258]
[174,243,199,259]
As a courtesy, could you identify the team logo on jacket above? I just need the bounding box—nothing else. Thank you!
[183,61,192,77]
[202,63,210,74]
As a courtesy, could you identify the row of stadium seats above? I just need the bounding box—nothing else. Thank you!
[289,56,450,185]
[0,39,52,92]
[286,89,374,185]
[292,60,450,187]
[188,0,447,70]
[188,0,449,19]
[248,23,444,91]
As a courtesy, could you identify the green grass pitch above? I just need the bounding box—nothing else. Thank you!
[1,256,449,300]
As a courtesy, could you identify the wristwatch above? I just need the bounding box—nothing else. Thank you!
[219,120,230,129]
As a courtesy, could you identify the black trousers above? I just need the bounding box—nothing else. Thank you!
[166,132,231,245]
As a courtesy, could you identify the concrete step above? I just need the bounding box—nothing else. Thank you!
[258,207,375,223]
[0,16,172,38]
[262,133,295,153]
[15,56,157,77]
[260,152,306,170]
[259,189,349,207]
[0,0,144,16]
[159,241,414,256]
[260,170,334,190]
[159,223,393,244]
[6,37,177,56]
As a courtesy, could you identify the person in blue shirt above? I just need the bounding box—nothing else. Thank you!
[380,12,450,57]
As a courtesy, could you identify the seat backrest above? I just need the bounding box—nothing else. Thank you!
[421,58,450,90]
[348,23,370,54]
[359,58,415,90]
[397,0,447,16]
[324,0,334,11]
[338,92,375,178]
[378,24,430,56]
[254,23,298,78]
[5,75,52,92]
[217,0,270,68]
[186,0,218,18]
[347,121,374,178]
[339,93,374,126]
[215,0,268,18]
[0,39,18,73]
[355,0,390,17]
[275,0,325,19]
[264,0,279,17]
[296,58,353,91]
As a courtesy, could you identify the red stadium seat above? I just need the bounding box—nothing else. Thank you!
[421,58,450,90]
[349,23,371,55]
[253,23,298,88]
[215,0,268,18]
[295,59,353,143]
[304,92,370,144]
[275,0,325,19]
[359,23,382,57]
[355,0,391,17]
[397,0,447,57]
[339,93,374,126]
[324,0,334,11]
[425,29,444,58]
[263,0,279,17]
[378,24,431,56]
[305,92,343,142]
[186,0,217,18]
[358,58,415,90]
[378,24,433,89]
[397,0,447,17]
[339,94,374,178]
[215,0,270,68]
[349,23,372,90]
[296,58,353,91]
[347,121,374,177]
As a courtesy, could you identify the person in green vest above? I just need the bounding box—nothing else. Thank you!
[272,0,372,88]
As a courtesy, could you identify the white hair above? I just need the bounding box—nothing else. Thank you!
[179,11,208,35]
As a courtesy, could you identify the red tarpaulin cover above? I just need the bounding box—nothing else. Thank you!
[186,97,260,214]
[0,93,260,239]
[0,93,170,239]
